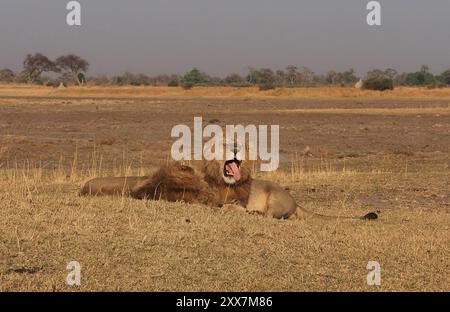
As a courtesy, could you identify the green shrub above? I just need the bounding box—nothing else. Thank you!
[14,71,29,84]
[363,77,394,91]
[426,81,446,89]
[181,68,209,88]
[406,72,435,86]
[437,70,450,85]
[0,69,15,83]
[181,81,194,90]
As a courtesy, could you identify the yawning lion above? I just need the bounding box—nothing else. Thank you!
[79,142,377,221]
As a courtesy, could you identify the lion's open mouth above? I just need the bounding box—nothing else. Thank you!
[223,159,241,182]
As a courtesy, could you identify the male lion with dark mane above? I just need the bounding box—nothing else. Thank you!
[80,141,377,221]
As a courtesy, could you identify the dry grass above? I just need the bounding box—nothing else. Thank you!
[0,157,448,291]
[224,107,450,116]
[0,86,449,291]
[2,84,450,100]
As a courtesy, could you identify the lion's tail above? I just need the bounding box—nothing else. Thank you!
[292,206,378,221]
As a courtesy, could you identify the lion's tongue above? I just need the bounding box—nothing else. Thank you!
[226,162,241,181]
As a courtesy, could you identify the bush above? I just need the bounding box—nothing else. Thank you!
[168,79,179,87]
[426,81,446,89]
[258,82,276,91]
[363,77,394,91]
[181,68,209,88]
[247,68,276,87]
[14,71,29,84]
[224,73,245,86]
[0,69,15,83]
[115,76,124,86]
[405,69,436,86]
[438,70,450,85]
[181,81,194,90]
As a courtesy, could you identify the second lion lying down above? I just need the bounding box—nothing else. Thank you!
[79,143,377,221]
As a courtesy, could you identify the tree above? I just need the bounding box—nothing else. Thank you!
[164,75,181,87]
[285,65,298,86]
[393,72,408,86]
[339,69,359,85]
[275,70,286,86]
[367,68,399,85]
[246,68,274,84]
[312,74,327,86]
[224,73,245,86]
[326,70,338,85]
[246,68,276,90]
[89,75,112,86]
[405,65,435,86]
[23,53,59,83]
[14,71,29,83]
[246,67,259,85]
[326,69,358,85]
[438,69,450,85]
[114,72,131,86]
[149,74,180,86]
[299,67,315,86]
[420,64,429,73]
[127,73,150,86]
[0,69,15,83]
[181,68,209,89]
[208,76,222,86]
[384,68,398,80]
[367,69,387,79]
[56,54,89,85]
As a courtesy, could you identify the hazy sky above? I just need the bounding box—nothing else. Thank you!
[1,0,450,76]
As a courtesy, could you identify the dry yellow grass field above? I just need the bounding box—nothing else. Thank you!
[2,84,450,100]
[0,86,449,291]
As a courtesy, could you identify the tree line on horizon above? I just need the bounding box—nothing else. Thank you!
[1,53,450,90]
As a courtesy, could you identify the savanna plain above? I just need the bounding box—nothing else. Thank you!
[0,85,449,291]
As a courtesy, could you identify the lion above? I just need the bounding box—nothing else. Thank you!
[79,141,377,221]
